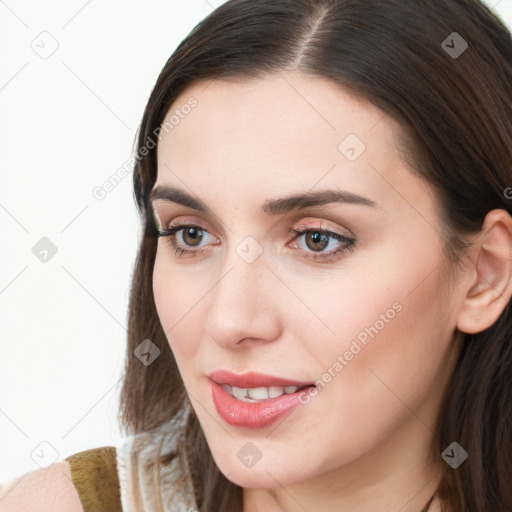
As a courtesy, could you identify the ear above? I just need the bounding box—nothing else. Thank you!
[457,209,512,334]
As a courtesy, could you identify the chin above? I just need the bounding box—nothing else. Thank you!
[221,465,299,489]
[208,448,314,489]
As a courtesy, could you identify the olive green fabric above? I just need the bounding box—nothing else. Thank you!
[65,446,122,512]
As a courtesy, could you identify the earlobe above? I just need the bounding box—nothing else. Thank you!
[457,209,512,334]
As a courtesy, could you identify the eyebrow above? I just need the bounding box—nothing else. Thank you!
[149,185,377,215]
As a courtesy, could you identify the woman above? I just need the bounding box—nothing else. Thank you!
[1,0,511,510]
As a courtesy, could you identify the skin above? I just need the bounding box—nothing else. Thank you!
[151,72,512,512]
[0,461,84,511]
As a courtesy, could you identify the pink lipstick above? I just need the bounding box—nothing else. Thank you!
[208,370,315,428]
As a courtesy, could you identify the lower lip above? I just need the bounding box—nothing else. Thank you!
[210,380,314,428]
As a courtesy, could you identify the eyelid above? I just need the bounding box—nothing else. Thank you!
[154,213,218,237]
[292,216,354,236]
[288,225,356,257]
[155,222,219,246]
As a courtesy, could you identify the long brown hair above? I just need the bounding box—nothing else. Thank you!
[118,1,512,510]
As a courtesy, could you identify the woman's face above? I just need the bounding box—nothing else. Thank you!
[151,72,463,490]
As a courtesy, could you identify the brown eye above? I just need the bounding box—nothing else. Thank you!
[156,223,219,258]
[181,227,204,247]
[290,227,356,263]
[304,232,330,252]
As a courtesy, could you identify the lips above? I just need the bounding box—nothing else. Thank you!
[207,370,316,428]
[210,380,313,428]
[207,369,315,388]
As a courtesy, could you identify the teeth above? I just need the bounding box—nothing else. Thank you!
[222,384,303,402]
[248,387,269,400]
[268,386,284,398]
[232,386,248,399]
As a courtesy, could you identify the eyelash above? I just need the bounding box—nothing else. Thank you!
[154,221,356,263]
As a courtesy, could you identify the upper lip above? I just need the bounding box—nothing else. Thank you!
[207,370,315,388]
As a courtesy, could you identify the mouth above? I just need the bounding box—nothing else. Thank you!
[207,369,315,389]
[207,370,317,428]
[219,383,312,403]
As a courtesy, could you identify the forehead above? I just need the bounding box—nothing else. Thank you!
[154,72,426,217]
[157,71,398,165]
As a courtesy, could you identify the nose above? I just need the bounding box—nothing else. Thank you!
[204,249,282,349]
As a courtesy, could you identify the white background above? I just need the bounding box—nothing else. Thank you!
[1,0,510,483]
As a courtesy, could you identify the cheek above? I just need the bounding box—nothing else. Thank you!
[305,252,453,427]
[152,252,210,365]
[296,237,449,376]
[278,267,451,472]
[153,253,175,331]
[153,254,188,349]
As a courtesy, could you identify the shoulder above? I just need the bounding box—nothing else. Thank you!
[0,459,83,512]
[0,446,122,512]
